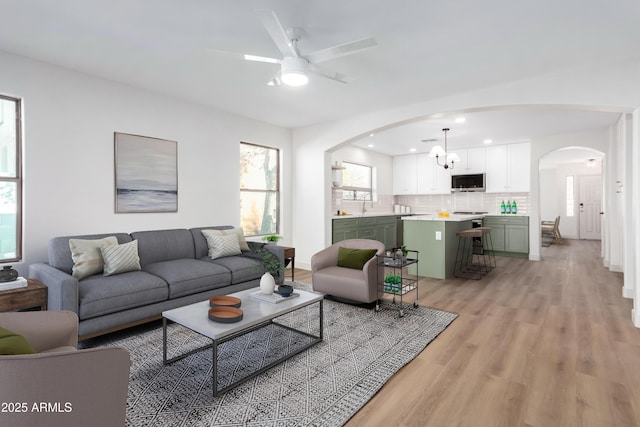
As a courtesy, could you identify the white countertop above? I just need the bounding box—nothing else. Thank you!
[333,212,407,219]
[402,214,484,222]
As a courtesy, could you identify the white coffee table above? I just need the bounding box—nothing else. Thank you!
[162,287,324,396]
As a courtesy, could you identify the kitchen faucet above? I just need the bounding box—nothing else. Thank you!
[359,191,370,215]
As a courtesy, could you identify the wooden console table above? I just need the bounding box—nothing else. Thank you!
[282,246,295,281]
[0,279,48,312]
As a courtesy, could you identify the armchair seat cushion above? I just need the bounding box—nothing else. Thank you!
[40,346,78,354]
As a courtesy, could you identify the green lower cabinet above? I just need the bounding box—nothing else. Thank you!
[332,216,397,250]
[483,216,529,258]
[332,218,358,243]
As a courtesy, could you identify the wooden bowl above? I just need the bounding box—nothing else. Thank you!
[209,296,241,308]
[208,306,243,323]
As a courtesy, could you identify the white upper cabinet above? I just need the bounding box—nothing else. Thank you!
[451,147,486,175]
[417,154,451,194]
[393,155,418,195]
[485,142,530,192]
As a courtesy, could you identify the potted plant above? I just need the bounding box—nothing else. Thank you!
[262,234,282,245]
[252,247,285,294]
[401,245,408,259]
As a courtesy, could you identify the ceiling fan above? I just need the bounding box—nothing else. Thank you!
[237,9,378,87]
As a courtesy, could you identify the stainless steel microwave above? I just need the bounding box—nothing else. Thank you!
[451,173,486,192]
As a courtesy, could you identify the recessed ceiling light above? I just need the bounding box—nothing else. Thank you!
[483,139,493,144]
[409,148,417,152]
[368,144,374,148]
[455,117,466,123]
[369,133,375,137]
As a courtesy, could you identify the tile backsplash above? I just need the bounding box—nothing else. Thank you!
[332,190,530,216]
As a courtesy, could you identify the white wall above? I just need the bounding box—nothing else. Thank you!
[539,169,557,221]
[0,51,292,276]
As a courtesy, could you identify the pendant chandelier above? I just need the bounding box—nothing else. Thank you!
[429,128,459,169]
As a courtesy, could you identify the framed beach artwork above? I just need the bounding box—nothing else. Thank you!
[114,132,178,213]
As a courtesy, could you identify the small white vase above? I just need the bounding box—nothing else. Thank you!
[260,272,275,294]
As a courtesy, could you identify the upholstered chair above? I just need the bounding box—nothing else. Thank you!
[0,310,130,427]
[311,239,385,303]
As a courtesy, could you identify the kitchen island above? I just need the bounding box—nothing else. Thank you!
[402,214,484,280]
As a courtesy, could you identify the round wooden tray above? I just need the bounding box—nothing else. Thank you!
[208,306,243,323]
[209,295,241,308]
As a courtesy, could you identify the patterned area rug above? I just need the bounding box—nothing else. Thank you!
[81,282,457,426]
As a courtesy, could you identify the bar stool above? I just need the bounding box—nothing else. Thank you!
[477,226,496,269]
[454,229,489,280]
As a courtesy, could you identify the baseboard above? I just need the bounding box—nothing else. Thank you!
[609,264,623,273]
[623,286,634,299]
[634,309,640,329]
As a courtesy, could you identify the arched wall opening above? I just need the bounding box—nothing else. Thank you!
[292,103,627,270]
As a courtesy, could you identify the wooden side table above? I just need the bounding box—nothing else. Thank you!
[282,246,295,281]
[0,279,48,312]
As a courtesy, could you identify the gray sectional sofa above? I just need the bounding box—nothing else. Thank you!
[28,226,284,340]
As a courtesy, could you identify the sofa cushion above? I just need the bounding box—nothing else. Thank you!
[101,240,142,276]
[130,229,195,267]
[69,236,119,279]
[201,230,242,259]
[49,233,133,275]
[143,258,232,299]
[206,255,263,284]
[78,271,168,320]
[337,247,378,270]
[0,326,36,355]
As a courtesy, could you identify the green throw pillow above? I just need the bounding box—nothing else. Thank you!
[337,247,378,270]
[0,326,36,355]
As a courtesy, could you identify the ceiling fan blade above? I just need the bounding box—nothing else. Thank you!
[306,37,378,64]
[308,64,354,84]
[244,54,280,64]
[256,9,298,58]
[205,48,279,64]
[266,71,282,86]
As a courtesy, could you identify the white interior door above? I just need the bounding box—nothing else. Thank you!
[579,175,602,240]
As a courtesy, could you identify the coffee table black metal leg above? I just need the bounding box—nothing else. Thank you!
[212,339,218,397]
[162,317,168,364]
[319,299,324,340]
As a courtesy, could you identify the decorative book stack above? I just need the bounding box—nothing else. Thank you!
[0,277,28,291]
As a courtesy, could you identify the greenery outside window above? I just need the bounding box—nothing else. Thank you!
[240,142,279,236]
[342,161,373,201]
[0,95,22,262]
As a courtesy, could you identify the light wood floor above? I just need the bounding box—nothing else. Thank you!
[293,239,640,427]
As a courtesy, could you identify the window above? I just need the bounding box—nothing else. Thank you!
[341,161,373,201]
[240,142,279,236]
[0,95,21,261]
[566,175,574,217]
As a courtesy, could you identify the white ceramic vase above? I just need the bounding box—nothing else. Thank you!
[260,272,275,294]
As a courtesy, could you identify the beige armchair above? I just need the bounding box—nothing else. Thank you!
[0,310,130,427]
[311,239,385,303]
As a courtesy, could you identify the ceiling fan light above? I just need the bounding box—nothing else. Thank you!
[281,57,309,86]
[281,71,309,86]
